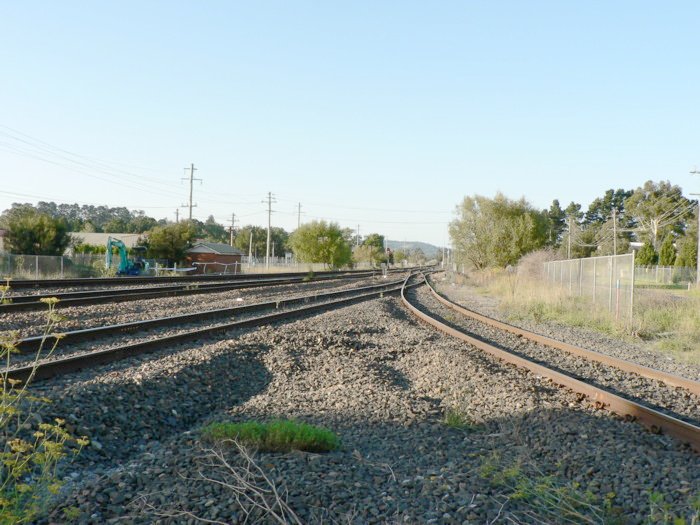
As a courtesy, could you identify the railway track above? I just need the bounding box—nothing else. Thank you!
[3,267,412,291]
[401,273,700,452]
[5,272,426,383]
[0,269,400,313]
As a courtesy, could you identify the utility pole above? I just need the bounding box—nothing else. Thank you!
[567,216,573,259]
[356,225,360,246]
[690,167,700,286]
[248,230,253,262]
[297,203,302,229]
[181,163,202,221]
[261,192,276,268]
[175,208,179,223]
[228,213,237,247]
[612,207,617,256]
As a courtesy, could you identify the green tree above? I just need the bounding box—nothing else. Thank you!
[201,215,228,243]
[288,220,352,269]
[232,225,289,258]
[144,222,196,263]
[675,210,697,269]
[353,233,387,266]
[564,202,584,223]
[583,188,633,225]
[3,209,71,255]
[658,235,676,266]
[270,227,290,256]
[127,213,158,233]
[103,218,128,233]
[636,242,658,266]
[393,250,407,264]
[0,202,161,234]
[449,193,548,269]
[545,199,566,246]
[233,225,266,257]
[353,244,386,266]
[624,180,693,249]
[362,233,385,249]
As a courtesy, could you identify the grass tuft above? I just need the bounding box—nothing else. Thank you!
[200,420,340,453]
[443,408,478,431]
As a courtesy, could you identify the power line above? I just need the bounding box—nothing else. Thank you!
[0,139,187,200]
[0,189,175,209]
[0,125,174,182]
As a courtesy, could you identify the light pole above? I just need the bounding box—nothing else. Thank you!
[690,167,700,286]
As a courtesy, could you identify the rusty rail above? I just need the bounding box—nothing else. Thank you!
[424,275,700,396]
[401,274,700,452]
[5,274,425,383]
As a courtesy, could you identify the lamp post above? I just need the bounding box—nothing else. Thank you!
[690,167,700,286]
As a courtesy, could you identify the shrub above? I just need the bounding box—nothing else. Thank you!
[0,292,88,523]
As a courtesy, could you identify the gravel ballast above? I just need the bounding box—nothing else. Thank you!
[30,291,700,524]
[434,276,700,383]
[1,274,400,334]
[407,285,700,426]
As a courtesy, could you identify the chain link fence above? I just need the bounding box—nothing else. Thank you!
[634,265,696,286]
[0,253,108,279]
[0,252,394,279]
[544,253,635,324]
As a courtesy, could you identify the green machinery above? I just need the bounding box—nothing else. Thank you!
[105,237,149,276]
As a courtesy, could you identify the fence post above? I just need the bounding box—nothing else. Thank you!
[630,252,635,325]
[35,255,39,279]
[559,262,563,286]
[592,258,597,305]
[608,256,614,312]
[60,256,64,278]
[578,258,583,296]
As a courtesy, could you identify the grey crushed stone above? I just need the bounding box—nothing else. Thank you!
[408,285,700,425]
[434,277,700,383]
[35,294,699,524]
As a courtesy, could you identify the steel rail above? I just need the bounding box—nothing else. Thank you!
[4,267,415,290]
[423,275,700,396]
[6,275,423,383]
[15,276,408,353]
[0,271,390,313]
[400,274,700,452]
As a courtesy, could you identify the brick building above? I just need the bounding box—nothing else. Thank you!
[186,242,244,274]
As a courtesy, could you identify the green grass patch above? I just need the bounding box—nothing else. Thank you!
[200,420,340,453]
[470,270,700,365]
[635,283,689,290]
[443,408,479,431]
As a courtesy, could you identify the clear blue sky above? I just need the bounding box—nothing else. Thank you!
[2,1,700,247]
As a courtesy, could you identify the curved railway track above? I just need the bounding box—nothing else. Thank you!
[5,272,427,383]
[0,269,403,312]
[401,273,700,452]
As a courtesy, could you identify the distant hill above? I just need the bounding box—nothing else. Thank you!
[386,240,441,258]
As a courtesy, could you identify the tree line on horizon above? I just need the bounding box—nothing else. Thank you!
[449,180,698,270]
[0,202,427,268]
